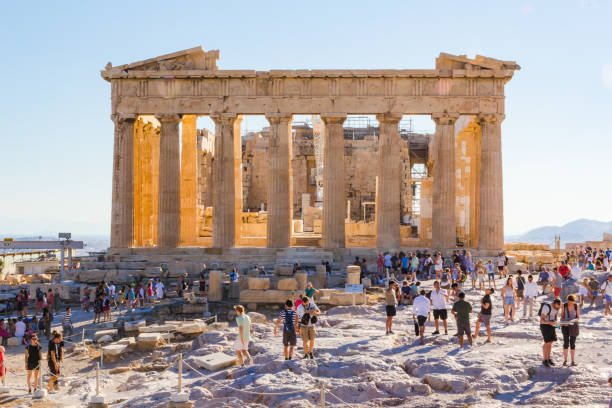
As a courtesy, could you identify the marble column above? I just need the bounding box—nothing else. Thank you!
[156,114,182,248]
[376,113,403,249]
[478,113,505,251]
[211,114,242,248]
[180,115,198,246]
[321,114,347,249]
[110,114,136,248]
[431,113,459,249]
[265,113,293,248]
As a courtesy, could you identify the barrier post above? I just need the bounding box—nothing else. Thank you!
[170,354,189,404]
[320,383,325,408]
[89,362,106,405]
[100,347,103,368]
[82,327,85,346]
[33,363,46,398]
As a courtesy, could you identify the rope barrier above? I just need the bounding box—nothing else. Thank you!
[325,388,358,408]
[181,359,317,396]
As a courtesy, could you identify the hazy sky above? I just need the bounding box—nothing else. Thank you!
[1,0,611,236]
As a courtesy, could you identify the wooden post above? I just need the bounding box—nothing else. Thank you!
[178,353,183,394]
[100,347,103,368]
[320,383,325,408]
[96,362,100,395]
[82,327,85,346]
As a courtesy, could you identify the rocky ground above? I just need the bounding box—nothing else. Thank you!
[0,275,610,407]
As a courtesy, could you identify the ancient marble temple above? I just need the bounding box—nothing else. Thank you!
[102,46,519,254]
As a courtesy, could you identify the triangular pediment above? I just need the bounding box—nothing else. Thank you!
[436,52,520,71]
[103,46,219,73]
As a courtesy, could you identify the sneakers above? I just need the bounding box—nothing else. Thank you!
[543,360,551,367]
[303,354,309,359]
[432,331,440,335]
[309,352,314,359]
[562,361,568,367]
[444,330,448,335]
[548,359,555,366]
[570,361,577,367]
[388,330,394,334]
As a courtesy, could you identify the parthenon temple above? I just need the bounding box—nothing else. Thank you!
[102,46,519,256]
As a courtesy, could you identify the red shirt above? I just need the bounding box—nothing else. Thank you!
[559,265,569,277]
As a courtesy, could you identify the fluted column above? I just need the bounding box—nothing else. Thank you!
[431,113,459,249]
[478,113,505,251]
[376,113,403,249]
[265,113,293,248]
[211,114,242,248]
[321,113,347,249]
[156,114,182,248]
[180,115,198,246]
[110,113,136,248]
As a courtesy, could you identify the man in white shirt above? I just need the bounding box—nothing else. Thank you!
[109,281,117,309]
[412,290,431,345]
[156,279,165,300]
[570,263,582,281]
[603,274,612,316]
[15,318,26,338]
[523,274,539,318]
[430,281,449,335]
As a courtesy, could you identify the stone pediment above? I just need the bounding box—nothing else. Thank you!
[436,52,520,71]
[103,46,219,74]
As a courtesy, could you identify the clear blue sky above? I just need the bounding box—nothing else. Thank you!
[1,0,611,236]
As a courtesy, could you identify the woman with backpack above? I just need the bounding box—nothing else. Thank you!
[560,294,580,366]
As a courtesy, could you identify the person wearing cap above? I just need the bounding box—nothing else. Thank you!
[385,281,398,335]
[233,305,251,366]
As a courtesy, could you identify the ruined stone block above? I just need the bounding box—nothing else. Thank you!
[277,278,298,291]
[247,277,270,290]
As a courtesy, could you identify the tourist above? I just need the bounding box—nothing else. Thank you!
[401,253,410,281]
[434,253,443,280]
[501,278,517,324]
[41,308,52,339]
[559,261,570,280]
[296,296,320,359]
[487,260,496,289]
[540,298,562,367]
[515,271,525,311]
[118,285,127,308]
[560,294,580,366]
[587,277,600,307]
[440,268,451,289]
[449,282,461,303]
[108,281,117,309]
[232,305,251,366]
[383,252,392,276]
[103,295,111,322]
[15,317,26,339]
[62,307,73,337]
[0,320,9,346]
[47,331,64,392]
[400,281,411,305]
[523,274,539,318]
[0,346,5,387]
[430,281,449,335]
[82,286,91,312]
[412,289,431,345]
[469,255,477,290]
[553,267,563,298]
[93,294,103,324]
[156,279,165,301]
[451,262,461,286]
[538,267,550,294]
[304,282,318,301]
[474,288,494,343]
[570,262,582,281]
[411,253,419,280]
[451,292,473,348]
[53,288,62,315]
[497,252,506,277]
[35,288,44,315]
[7,320,15,338]
[177,275,187,298]
[25,334,42,394]
[578,278,589,308]
[385,281,398,334]
[273,300,297,360]
[376,253,383,275]
[47,289,54,316]
[16,290,24,318]
[602,274,612,316]
[476,260,485,290]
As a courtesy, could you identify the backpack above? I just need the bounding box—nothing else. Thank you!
[538,303,554,321]
[36,291,43,302]
[282,310,295,330]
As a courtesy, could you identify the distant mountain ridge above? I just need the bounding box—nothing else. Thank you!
[506,219,612,247]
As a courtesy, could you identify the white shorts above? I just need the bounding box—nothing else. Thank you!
[234,338,248,351]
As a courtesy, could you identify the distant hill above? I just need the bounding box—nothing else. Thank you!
[506,219,612,248]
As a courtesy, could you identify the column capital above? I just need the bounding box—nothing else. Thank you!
[376,113,403,124]
[110,113,137,123]
[431,112,459,126]
[477,113,505,125]
[320,113,347,124]
[210,113,242,126]
[155,114,182,123]
[265,113,293,124]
